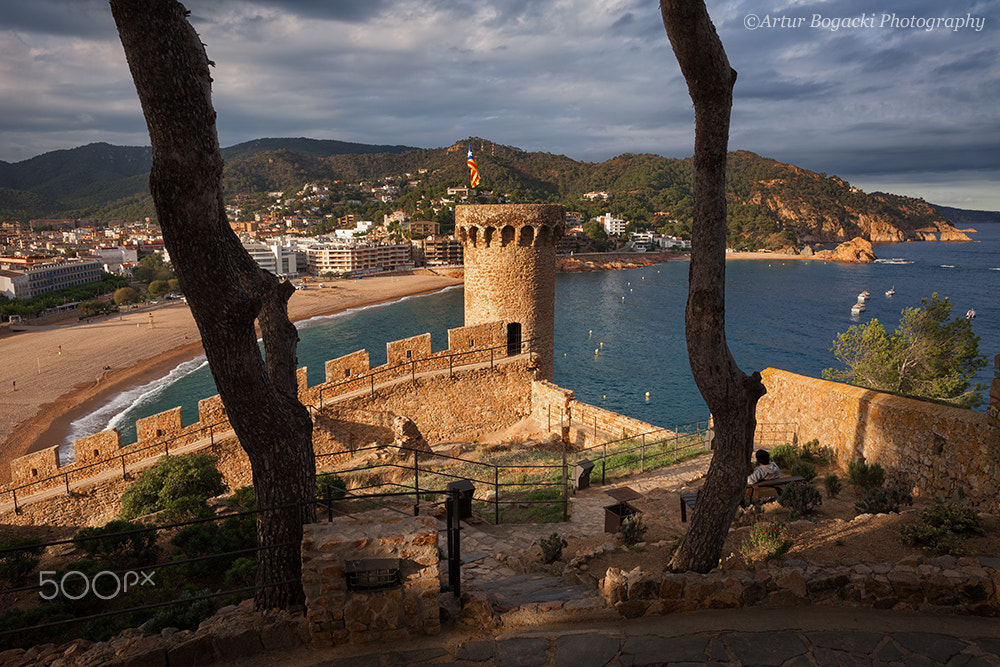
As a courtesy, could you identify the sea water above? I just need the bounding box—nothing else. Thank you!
[61,224,1000,459]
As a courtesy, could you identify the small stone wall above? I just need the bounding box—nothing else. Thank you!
[530,380,669,448]
[600,556,1000,618]
[756,368,1000,511]
[301,512,440,646]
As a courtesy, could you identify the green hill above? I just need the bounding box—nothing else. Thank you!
[1,138,990,250]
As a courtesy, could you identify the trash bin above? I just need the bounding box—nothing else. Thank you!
[573,459,595,491]
[446,479,475,519]
[603,502,640,533]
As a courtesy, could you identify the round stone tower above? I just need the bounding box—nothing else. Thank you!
[455,204,564,380]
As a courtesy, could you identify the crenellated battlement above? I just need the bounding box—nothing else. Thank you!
[3,319,524,504]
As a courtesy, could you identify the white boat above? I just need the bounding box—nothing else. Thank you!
[851,301,865,315]
[885,286,895,297]
[857,291,870,303]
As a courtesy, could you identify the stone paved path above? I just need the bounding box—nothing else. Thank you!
[227,607,1000,666]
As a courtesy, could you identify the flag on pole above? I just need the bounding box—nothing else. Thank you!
[467,143,481,188]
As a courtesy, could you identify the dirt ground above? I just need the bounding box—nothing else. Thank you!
[564,464,1000,578]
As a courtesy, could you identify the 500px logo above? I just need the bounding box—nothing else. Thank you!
[39,570,155,600]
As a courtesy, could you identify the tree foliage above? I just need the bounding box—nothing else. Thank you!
[823,293,986,407]
[120,453,226,520]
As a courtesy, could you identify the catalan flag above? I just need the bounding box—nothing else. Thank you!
[467,143,481,188]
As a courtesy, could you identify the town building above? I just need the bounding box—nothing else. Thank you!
[0,257,103,299]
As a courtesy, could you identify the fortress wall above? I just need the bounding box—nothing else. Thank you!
[757,368,1000,510]
[570,400,670,448]
[324,350,370,384]
[10,445,60,493]
[528,380,666,449]
[331,360,535,445]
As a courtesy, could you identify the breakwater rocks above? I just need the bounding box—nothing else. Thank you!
[556,252,678,272]
[600,554,1000,619]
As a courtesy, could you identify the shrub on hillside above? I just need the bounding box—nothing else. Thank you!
[0,537,45,584]
[900,500,984,555]
[823,473,842,498]
[73,520,158,567]
[855,487,913,515]
[120,453,226,520]
[769,443,801,470]
[777,481,823,518]
[789,461,817,483]
[848,460,885,493]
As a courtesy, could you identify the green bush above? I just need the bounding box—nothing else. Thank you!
[777,482,823,518]
[789,461,817,482]
[900,501,984,555]
[769,443,801,470]
[823,473,842,498]
[73,520,158,567]
[315,472,347,499]
[228,485,256,511]
[855,487,912,515]
[0,537,45,584]
[799,439,829,464]
[617,513,648,546]
[848,460,885,493]
[170,515,256,578]
[540,533,568,564]
[144,588,220,633]
[120,453,226,520]
[224,557,259,589]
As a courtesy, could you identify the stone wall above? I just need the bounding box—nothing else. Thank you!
[756,368,1000,511]
[530,380,672,449]
[301,512,440,645]
[600,556,1000,618]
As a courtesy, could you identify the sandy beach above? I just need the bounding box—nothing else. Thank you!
[0,272,462,482]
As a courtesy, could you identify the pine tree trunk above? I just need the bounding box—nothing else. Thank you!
[110,0,316,609]
[661,0,767,572]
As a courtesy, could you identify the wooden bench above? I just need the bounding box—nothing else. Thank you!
[679,476,806,522]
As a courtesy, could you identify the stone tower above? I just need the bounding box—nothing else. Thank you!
[455,204,565,380]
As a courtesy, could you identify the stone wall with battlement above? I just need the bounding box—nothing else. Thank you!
[757,367,1000,511]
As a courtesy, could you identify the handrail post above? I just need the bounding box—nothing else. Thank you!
[641,433,645,473]
[494,466,500,525]
[121,453,126,478]
[12,489,18,514]
[210,424,214,447]
[325,483,332,522]
[411,360,415,381]
[64,472,70,495]
[562,443,568,522]
[413,449,420,517]
[446,488,461,598]
[490,347,494,369]
[602,441,607,484]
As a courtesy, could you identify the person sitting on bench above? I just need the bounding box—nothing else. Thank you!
[747,449,780,485]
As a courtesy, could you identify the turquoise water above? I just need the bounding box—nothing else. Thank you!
[63,224,1000,455]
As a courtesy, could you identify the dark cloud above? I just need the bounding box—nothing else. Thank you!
[0,0,997,208]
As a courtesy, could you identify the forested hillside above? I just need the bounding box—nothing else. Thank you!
[1,138,986,250]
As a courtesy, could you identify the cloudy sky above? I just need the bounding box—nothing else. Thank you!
[1,0,997,209]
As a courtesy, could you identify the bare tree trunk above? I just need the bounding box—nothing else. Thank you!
[110,0,316,609]
[661,0,767,572]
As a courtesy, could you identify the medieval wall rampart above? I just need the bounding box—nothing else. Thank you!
[0,320,541,523]
[756,368,1000,510]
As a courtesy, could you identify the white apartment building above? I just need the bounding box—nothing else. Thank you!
[242,240,299,277]
[301,240,412,276]
[595,213,628,235]
[0,258,103,299]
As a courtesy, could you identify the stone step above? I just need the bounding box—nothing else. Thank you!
[475,573,598,610]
